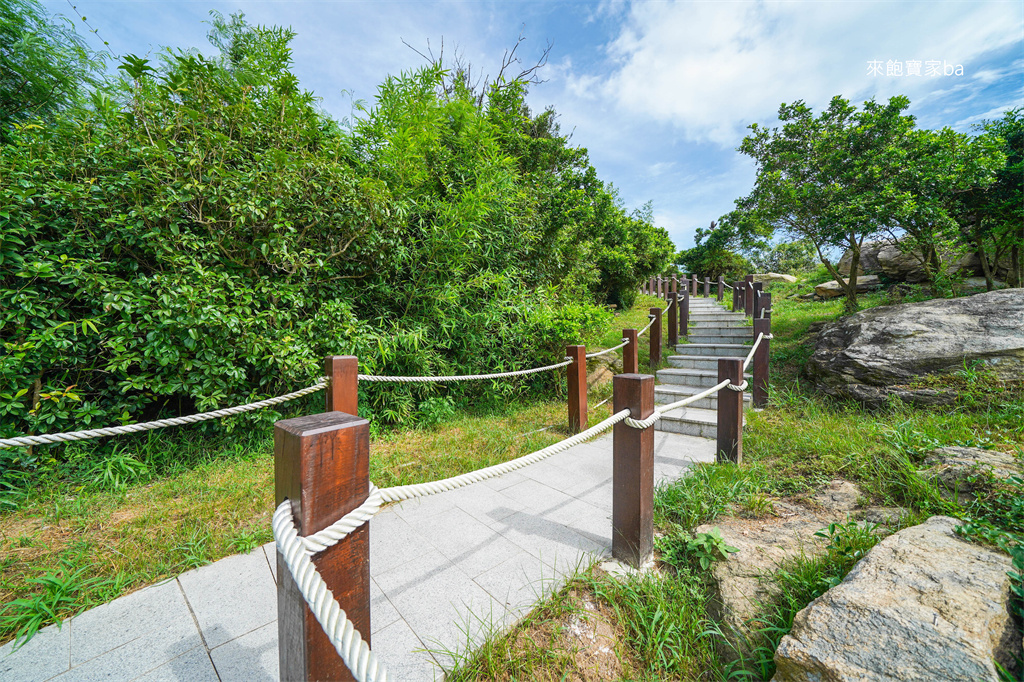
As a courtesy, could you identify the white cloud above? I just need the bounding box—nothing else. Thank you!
[578,0,1023,147]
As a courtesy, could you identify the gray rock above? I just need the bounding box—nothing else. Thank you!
[812,480,862,514]
[772,516,1020,682]
[754,273,798,284]
[586,352,622,389]
[838,241,986,283]
[813,275,881,299]
[806,289,1024,407]
[854,506,909,527]
[919,446,1022,498]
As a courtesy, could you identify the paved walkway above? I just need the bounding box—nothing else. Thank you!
[1,431,715,682]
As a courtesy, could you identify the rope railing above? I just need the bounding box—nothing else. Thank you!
[586,339,630,358]
[0,378,330,450]
[743,332,767,371]
[637,314,657,337]
[272,407,635,681]
[621,379,731,429]
[358,357,573,383]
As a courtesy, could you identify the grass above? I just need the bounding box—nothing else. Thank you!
[0,295,678,647]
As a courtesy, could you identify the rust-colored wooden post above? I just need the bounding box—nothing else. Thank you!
[744,275,755,317]
[753,317,771,409]
[751,282,764,319]
[703,277,710,297]
[623,328,639,374]
[326,356,358,415]
[567,345,587,434]
[732,281,740,312]
[612,372,655,567]
[717,276,724,302]
[681,285,689,339]
[671,275,678,296]
[667,292,678,347]
[716,358,744,464]
[659,276,666,299]
[276,378,370,681]
[761,292,773,321]
[648,307,662,368]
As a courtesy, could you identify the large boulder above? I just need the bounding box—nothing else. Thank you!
[754,273,798,284]
[772,516,1020,682]
[813,275,881,299]
[807,289,1024,407]
[919,446,1022,499]
[838,241,984,283]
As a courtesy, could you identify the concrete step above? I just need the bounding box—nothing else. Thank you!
[689,320,750,329]
[657,367,752,388]
[653,406,718,438]
[688,313,746,321]
[668,355,753,371]
[685,334,753,346]
[673,343,750,357]
[689,326,752,337]
[655,384,750,411]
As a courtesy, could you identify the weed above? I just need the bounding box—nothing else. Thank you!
[655,463,759,530]
[686,528,740,571]
[85,445,151,491]
[174,526,212,570]
[228,527,268,554]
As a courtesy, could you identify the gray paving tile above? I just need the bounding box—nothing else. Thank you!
[373,548,507,661]
[404,505,525,578]
[472,550,559,619]
[372,618,441,682]
[518,460,587,496]
[47,621,203,682]
[494,508,607,570]
[479,469,528,492]
[448,484,525,530]
[498,478,577,517]
[130,647,218,682]
[0,621,70,682]
[68,579,193,667]
[369,509,436,575]
[388,492,457,524]
[177,549,276,649]
[371,577,401,634]
[209,621,277,682]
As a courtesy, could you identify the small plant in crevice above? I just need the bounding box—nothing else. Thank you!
[174,525,212,570]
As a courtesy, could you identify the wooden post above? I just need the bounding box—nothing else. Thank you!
[623,328,639,374]
[667,293,678,347]
[751,282,764,318]
[612,373,655,567]
[716,358,743,465]
[753,317,771,409]
[648,307,662,368]
[761,292,773,321]
[717,276,724,302]
[680,286,689,339]
[567,345,587,434]
[276,410,370,681]
[659,276,665,299]
[692,276,698,296]
[703,277,710,297]
[326,356,358,415]
[671,275,678,296]
[744,275,755,317]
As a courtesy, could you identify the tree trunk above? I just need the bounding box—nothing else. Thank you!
[1012,244,1021,288]
[813,238,859,312]
[974,225,995,291]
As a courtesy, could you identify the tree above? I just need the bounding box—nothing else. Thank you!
[738,96,924,311]
[676,217,753,281]
[956,109,1023,289]
[0,0,104,141]
[744,239,818,274]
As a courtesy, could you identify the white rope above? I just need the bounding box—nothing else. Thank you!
[727,380,749,391]
[586,339,629,358]
[743,333,764,370]
[273,502,391,682]
[636,315,657,337]
[592,397,611,409]
[0,378,329,450]
[724,283,733,290]
[378,409,631,502]
[760,308,773,318]
[358,358,572,383]
[623,379,731,428]
[271,407,636,681]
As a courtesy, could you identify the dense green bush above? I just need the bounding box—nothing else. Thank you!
[0,13,673,452]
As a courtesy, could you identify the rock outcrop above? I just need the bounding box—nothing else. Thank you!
[754,273,798,284]
[838,241,987,283]
[696,481,903,663]
[806,289,1024,407]
[773,516,1020,682]
[586,352,622,389]
[919,446,1022,499]
[813,275,881,299]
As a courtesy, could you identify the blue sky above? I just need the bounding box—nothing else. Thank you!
[44,0,1024,251]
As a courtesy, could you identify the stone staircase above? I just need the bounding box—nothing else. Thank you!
[655,297,752,438]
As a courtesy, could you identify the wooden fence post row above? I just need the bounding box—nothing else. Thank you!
[277,356,368,682]
[612,373,654,567]
[717,275,724,302]
[624,328,639,373]
[744,275,755,317]
[681,285,689,339]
